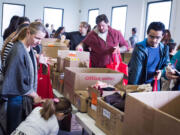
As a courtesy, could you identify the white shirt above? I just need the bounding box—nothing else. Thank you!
[17,107,59,135]
[94,27,108,42]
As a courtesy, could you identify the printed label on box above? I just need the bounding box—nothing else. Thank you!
[103,108,111,119]
[91,104,97,111]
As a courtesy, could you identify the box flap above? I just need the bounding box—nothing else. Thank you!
[128,91,180,119]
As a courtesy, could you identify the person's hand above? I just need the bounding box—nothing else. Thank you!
[155,70,162,80]
[165,64,179,79]
[76,43,84,51]
[33,96,43,104]
[112,46,120,54]
[166,71,179,79]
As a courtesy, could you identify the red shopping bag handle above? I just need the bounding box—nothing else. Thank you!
[112,53,122,64]
[153,77,158,91]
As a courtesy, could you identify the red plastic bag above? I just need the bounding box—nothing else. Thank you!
[37,64,54,99]
[106,53,128,85]
[153,77,158,91]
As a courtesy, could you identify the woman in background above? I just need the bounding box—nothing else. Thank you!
[167,42,177,59]
[161,29,174,45]
[54,27,65,39]
[65,22,91,50]
[3,16,20,41]
[166,49,180,90]
[1,23,30,70]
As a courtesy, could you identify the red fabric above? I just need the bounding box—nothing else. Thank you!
[153,77,158,91]
[37,64,54,99]
[106,53,128,85]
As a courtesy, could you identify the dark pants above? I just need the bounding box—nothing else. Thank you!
[59,113,72,131]
[7,96,23,135]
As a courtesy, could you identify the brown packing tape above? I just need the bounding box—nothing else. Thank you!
[74,91,89,112]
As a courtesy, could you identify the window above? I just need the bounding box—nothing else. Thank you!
[88,9,99,29]
[111,6,127,36]
[1,3,25,36]
[145,0,172,36]
[43,7,64,31]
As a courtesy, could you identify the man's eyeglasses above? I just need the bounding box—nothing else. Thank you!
[148,35,162,40]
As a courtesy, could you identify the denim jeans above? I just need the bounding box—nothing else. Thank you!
[7,96,23,135]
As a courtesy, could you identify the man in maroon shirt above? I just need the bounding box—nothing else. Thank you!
[76,14,128,67]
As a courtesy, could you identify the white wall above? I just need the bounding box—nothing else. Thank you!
[80,0,180,45]
[1,0,180,47]
[0,0,81,48]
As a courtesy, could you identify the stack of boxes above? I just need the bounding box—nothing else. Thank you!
[42,38,180,134]
[41,38,69,58]
[52,50,90,94]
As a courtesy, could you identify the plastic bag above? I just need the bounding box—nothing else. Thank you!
[106,53,128,85]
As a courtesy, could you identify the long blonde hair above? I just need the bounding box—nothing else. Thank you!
[80,21,91,34]
[1,22,46,60]
[13,22,46,42]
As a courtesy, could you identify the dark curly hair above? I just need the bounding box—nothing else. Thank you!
[96,14,109,24]
[147,22,165,35]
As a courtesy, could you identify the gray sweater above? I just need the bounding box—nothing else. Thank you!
[0,41,37,96]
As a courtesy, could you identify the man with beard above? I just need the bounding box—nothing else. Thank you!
[76,14,128,68]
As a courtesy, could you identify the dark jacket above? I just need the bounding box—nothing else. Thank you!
[128,39,170,88]
[65,31,86,50]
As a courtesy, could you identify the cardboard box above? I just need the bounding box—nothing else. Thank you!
[74,91,89,112]
[57,50,90,72]
[96,97,124,135]
[41,38,70,46]
[88,86,102,98]
[42,46,69,58]
[63,67,123,106]
[63,84,75,104]
[87,99,97,120]
[88,86,117,106]
[115,84,152,93]
[123,91,180,135]
[52,72,59,90]
[57,51,70,73]
[64,67,124,91]
[88,86,116,98]
[57,73,64,94]
[49,58,57,80]
[52,72,64,94]
[41,38,69,58]
[63,57,89,70]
